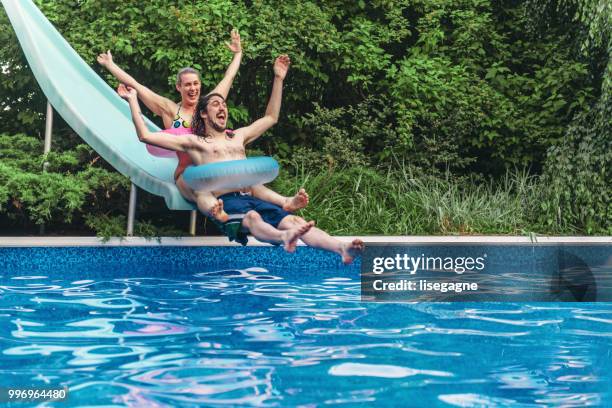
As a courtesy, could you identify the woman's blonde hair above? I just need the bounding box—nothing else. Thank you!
[176,67,200,86]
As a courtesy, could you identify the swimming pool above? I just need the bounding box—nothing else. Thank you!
[1,244,610,407]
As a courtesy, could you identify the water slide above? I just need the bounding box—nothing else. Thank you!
[1,0,195,210]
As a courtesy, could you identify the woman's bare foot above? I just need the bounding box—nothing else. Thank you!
[210,199,229,223]
[340,239,364,264]
[283,188,309,212]
[282,221,315,253]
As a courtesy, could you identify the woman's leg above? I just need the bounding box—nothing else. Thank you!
[251,185,309,212]
[194,191,228,222]
[176,176,197,202]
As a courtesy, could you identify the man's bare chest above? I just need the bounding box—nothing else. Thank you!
[193,135,246,161]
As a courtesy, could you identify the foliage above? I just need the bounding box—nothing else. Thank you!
[84,214,185,241]
[2,1,599,166]
[0,133,128,227]
[272,162,552,235]
[0,131,195,236]
[386,1,595,171]
[540,100,611,234]
[526,0,611,100]
[0,1,608,236]
[523,0,611,235]
[290,97,400,170]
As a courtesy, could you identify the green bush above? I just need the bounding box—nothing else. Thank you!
[540,101,611,234]
[0,1,608,236]
[272,162,553,236]
[0,133,127,229]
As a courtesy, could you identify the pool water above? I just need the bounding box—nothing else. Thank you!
[0,246,610,407]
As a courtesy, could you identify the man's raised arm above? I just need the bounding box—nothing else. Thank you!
[240,55,291,145]
[209,29,243,100]
[98,51,175,118]
[117,85,190,152]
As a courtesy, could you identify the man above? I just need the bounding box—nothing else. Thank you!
[119,55,363,263]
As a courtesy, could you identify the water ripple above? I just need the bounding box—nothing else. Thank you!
[329,362,453,378]
[0,265,609,406]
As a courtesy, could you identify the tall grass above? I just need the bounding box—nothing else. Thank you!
[271,164,554,236]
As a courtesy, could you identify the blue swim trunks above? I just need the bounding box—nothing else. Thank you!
[214,192,292,246]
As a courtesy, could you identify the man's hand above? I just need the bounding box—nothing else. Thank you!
[96,50,114,67]
[117,84,137,101]
[273,55,291,80]
[226,29,242,54]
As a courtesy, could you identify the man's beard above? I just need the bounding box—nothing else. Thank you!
[207,117,226,132]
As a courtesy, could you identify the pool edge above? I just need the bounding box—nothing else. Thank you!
[0,235,610,247]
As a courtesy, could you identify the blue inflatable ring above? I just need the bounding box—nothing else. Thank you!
[182,157,279,192]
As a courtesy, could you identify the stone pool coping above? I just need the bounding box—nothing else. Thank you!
[0,236,610,247]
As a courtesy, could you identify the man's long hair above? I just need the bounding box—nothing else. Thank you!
[190,93,225,137]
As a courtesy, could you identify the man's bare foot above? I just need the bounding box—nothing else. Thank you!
[282,221,315,253]
[283,188,309,212]
[210,199,229,223]
[341,239,364,264]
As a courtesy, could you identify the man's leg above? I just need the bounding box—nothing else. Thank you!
[242,210,314,253]
[277,215,364,264]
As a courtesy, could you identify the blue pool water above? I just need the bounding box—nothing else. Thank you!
[0,246,610,407]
